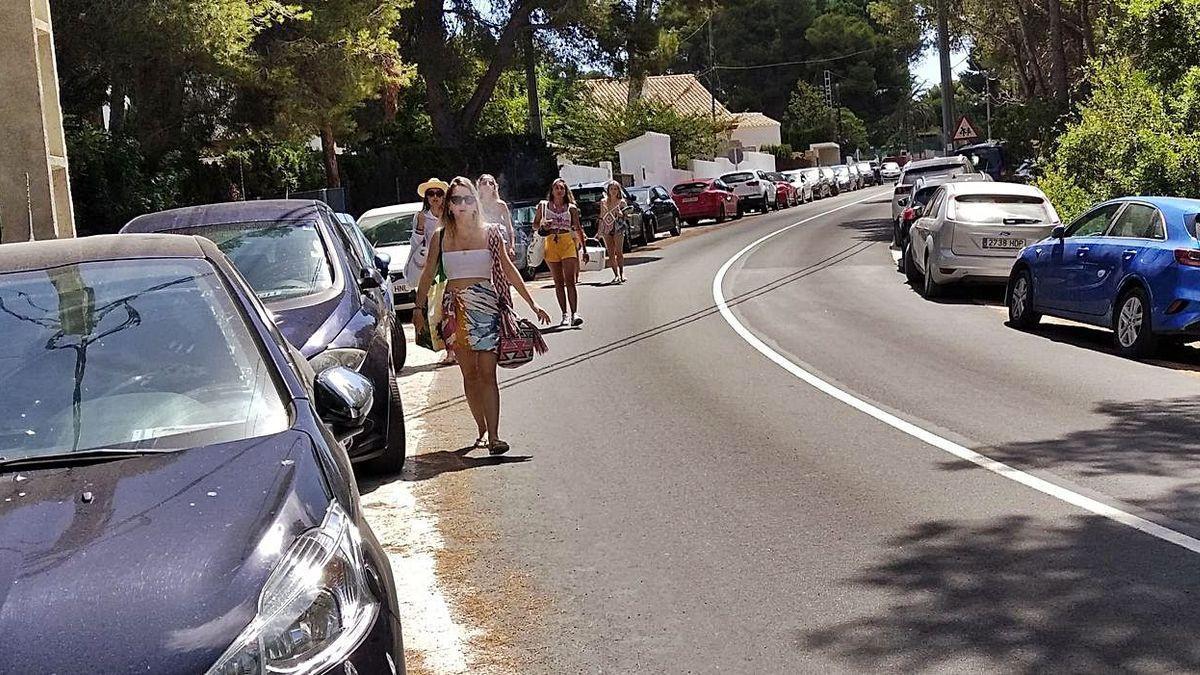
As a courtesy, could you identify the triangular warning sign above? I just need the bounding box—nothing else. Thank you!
[953,115,980,142]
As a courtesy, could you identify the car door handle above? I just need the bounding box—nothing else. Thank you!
[1123,249,1138,259]
[1077,247,1090,257]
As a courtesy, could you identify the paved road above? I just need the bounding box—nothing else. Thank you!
[400,187,1200,673]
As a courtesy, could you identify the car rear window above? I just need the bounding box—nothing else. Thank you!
[674,183,708,195]
[358,212,415,248]
[574,188,604,204]
[722,172,754,183]
[179,221,335,301]
[954,195,1053,223]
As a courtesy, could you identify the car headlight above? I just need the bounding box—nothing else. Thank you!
[308,348,367,374]
[207,502,379,675]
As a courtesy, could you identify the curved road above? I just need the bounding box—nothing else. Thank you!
[402,187,1200,673]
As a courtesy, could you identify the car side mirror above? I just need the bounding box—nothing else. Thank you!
[315,366,374,428]
[1051,224,1067,240]
[622,205,638,216]
[359,266,384,290]
[898,197,910,206]
[374,252,391,277]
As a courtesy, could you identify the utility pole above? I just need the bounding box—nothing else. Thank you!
[708,1,718,156]
[937,0,954,154]
[985,75,993,141]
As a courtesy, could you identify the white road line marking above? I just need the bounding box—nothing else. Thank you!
[712,189,1200,556]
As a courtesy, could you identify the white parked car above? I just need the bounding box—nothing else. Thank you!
[880,161,902,182]
[904,181,1061,298]
[357,202,423,310]
[782,170,814,203]
[719,170,777,214]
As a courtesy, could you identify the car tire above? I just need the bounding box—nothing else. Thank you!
[1007,268,1041,329]
[688,217,701,227]
[921,251,943,299]
[903,240,922,286]
[669,214,681,237]
[1114,286,1158,358]
[366,359,406,475]
[733,207,743,220]
[520,266,537,281]
[645,217,656,244]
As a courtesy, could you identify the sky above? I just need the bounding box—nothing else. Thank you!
[911,44,971,91]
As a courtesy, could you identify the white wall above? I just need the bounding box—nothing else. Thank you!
[690,157,736,179]
[730,124,782,152]
[559,161,612,186]
[740,151,777,173]
[617,131,680,188]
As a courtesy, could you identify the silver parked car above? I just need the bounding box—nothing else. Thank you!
[892,155,976,222]
[903,181,1062,298]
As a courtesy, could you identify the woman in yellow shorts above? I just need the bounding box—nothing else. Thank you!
[534,178,589,327]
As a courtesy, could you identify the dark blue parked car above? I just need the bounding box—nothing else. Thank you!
[1007,196,1200,357]
[0,234,404,673]
[123,200,405,472]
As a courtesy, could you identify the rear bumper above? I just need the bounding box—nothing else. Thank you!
[929,249,1020,284]
[676,202,724,218]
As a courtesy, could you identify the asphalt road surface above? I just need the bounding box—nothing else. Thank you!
[400,186,1200,673]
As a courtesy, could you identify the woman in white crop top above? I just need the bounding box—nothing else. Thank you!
[533,178,588,327]
[414,177,550,454]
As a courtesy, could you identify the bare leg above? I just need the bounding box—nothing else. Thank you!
[547,260,567,315]
[602,234,619,280]
[561,256,580,316]
[454,346,487,443]
[476,350,500,443]
[614,234,626,281]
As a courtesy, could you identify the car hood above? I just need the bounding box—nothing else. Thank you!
[376,243,411,276]
[0,430,332,673]
[268,291,354,358]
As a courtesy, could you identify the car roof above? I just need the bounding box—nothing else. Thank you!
[0,233,209,274]
[904,156,969,171]
[675,178,714,185]
[572,182,611,189]
[1106,196,1200,218]
[358,201,423,220]
[942,181,1047,197]
[123,199,326,233]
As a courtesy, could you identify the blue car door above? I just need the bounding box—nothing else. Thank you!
[1087,203,1165,317]
[1037,203,1123,312]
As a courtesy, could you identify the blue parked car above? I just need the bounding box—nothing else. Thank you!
[0,234,403,673]
[123,200,406,472]
[1006,196,1200,357]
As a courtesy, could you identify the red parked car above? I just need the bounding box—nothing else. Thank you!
[768,172,798,208]
[671,179,741,226]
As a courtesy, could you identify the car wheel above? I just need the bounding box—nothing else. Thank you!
[921,251,943,299]
[366,359,406,475]
[1007,268,1042,329]
[520,265,537,281]
[733,206,743,220]
[669,214,681,237]
[903,240,922,286]
[623,234,633,253]
[645,217,656,244]
[1114,286,1158,358]
[688,217,701,227]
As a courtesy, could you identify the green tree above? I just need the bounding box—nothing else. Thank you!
[554,98,732,169]
[783,81,836,149]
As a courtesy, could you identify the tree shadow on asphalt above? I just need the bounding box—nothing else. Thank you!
[800,501,1200,672]
[403,241,875,423]
[941,395,1200,482]
[836,217,894,243]
[359,446,533,492]
[1011,321,1200,371]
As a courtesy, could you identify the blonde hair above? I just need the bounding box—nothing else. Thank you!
[440,176,482,241]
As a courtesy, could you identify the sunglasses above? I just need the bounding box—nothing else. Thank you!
[426,190,445,198]
[449,195,477,206]
[480,179,496,186]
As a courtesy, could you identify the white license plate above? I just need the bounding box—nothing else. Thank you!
[683,197,699,203]
[983,237,1025,250]
[392,280,409,294]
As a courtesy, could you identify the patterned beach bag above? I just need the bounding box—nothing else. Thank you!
[487,227,548,368]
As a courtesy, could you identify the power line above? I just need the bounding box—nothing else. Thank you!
[707,47,883,72]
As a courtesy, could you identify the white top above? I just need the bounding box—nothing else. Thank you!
[442,249,492,280]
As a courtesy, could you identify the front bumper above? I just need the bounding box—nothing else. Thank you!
[389,275,415,310]
[929,248,1020,284]
[319,598,404,675]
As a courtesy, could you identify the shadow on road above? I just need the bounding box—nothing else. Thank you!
[1008,321,1200,372]
[360,446,533,491]
[801,507,1200,672]
[837,218,893,243]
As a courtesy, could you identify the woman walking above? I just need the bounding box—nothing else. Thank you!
[534,178,588,327]
[597,180,629,284]
[405,177,455,364]
[413,177,551,454]
[478,174,516,258]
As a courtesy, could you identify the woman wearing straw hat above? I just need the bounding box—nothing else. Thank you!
[407,177,454,364]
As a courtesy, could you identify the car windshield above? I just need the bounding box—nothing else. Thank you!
[359,212,416,247]
[902,167,960,185]
[674,183,708,195]
[0,259,289,461]
[954,195,1053,223]
[178,221,335,301]
[883,162,900,170]
[722,172,754,183]
[574,188,605,205]
[628,188,651,201]
[801,170,820,179]
[511,204,538,229]
[835,166,850,176]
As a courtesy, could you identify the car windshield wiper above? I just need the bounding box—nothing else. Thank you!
[1003,217,1043,225]
[0,447,178,472]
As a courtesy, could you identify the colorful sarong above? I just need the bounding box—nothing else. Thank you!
[439,282,500,352]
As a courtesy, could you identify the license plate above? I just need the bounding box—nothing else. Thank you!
[983,237,1024,250]
[683,197,699,203]
[392,279,409,294]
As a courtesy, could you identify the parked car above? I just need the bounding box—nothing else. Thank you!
[1007,196,1200,358]
[355,201,422,311]
[892,155,976,222]
[335,212,395,309]
[869,160,882,183]
[903,181,1060,299]
[819,166,841,196]
[881,161,903,182]
[832,165,856,193]
[122,199,406,472]
[856,161,877,187]
[846,163,865,190]
[801,167,832,199]
[509,197,542,279]
[720,170,777,214]
[893,173,988,256]
[0,233,404,674]
[767,172,798,208]
[672,179,740,225]
[781,170,815,203]
[627,185,684,239]
[572,182,656,247]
